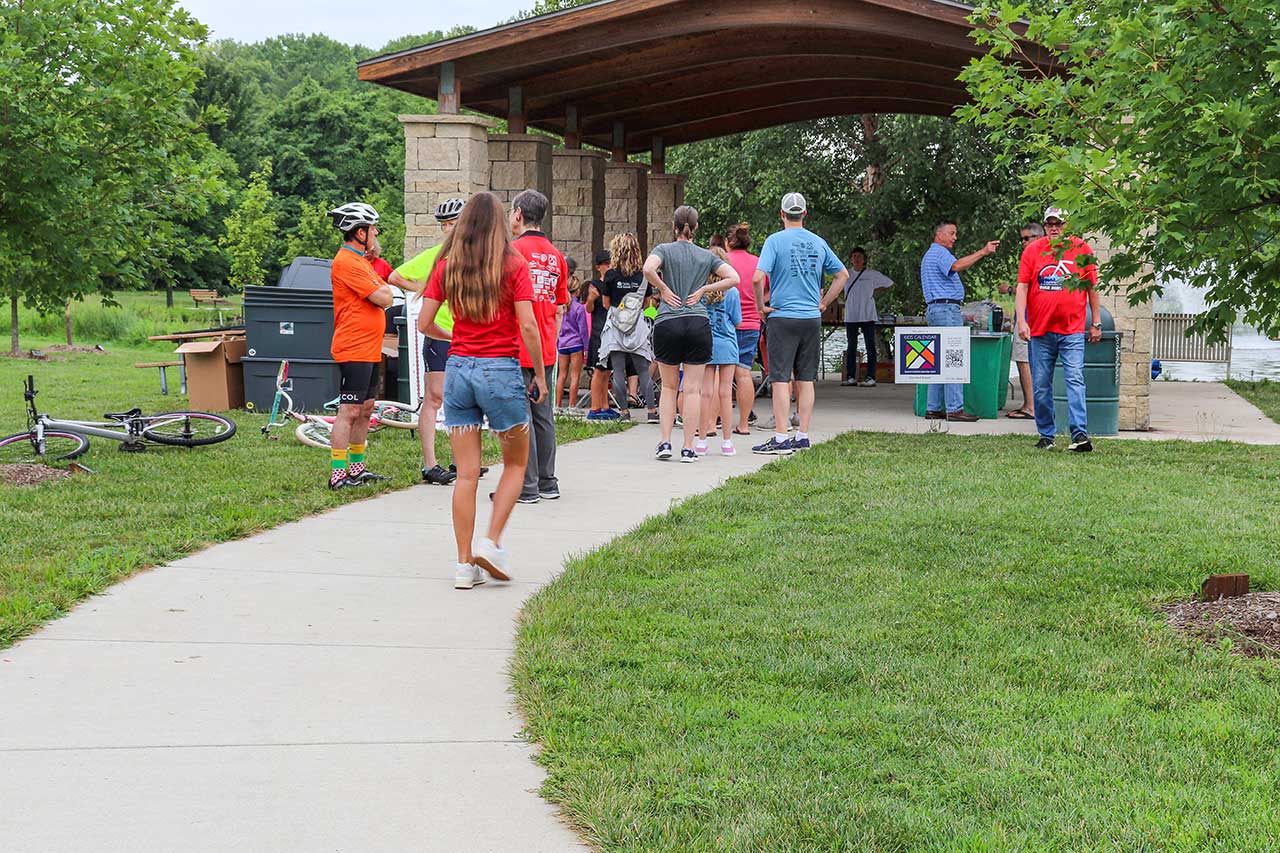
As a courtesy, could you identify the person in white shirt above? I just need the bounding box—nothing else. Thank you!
[840,247,893,386]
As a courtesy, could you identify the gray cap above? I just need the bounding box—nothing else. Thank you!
[781,192,807,215]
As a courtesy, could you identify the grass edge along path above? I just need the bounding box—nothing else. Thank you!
[0,342,628,647]
[513,432,1280,851]
[1225,378,1280,425]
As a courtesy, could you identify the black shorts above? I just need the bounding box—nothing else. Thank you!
[338,361,381,404]
[422,337,451,372]
[653,315,712,366]
[766,316,822,382]
[587,334,603,370]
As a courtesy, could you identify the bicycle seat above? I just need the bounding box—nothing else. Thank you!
[104,408,143,420]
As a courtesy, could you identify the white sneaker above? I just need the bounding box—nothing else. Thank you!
[473,537,511,581]
[454,562,486,590]
[720,440,736,456]
[860,377,877,387]
[694,439,708,456]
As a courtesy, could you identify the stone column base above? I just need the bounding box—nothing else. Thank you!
[552,149,606,268]
[647,173,685,253]
[400,114,494,259]
[604,162,649,253]
[489,134,554,236]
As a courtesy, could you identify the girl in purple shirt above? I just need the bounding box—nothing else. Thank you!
[554,270,591,409]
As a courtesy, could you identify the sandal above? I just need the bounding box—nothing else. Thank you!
[732,428,752,436]
[1005,409,1034,419]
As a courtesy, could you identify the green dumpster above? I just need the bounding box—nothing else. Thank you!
[393,315,410,403]
[1052,305,1121,436]
[913,332,1012,419]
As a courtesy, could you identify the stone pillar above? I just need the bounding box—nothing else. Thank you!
[551,148,606,269]
[400,114,493,259]
[488,133,554,236]
[604,162,649,253]
[1092,234,1153,430]
[646,173,685,254]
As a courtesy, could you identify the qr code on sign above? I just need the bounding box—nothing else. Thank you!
[945,349,964,368]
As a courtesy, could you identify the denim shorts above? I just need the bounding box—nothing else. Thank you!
[442,355,529,433]
[735,328,761,368]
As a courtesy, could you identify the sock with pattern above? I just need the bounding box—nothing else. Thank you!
[348,442,366,479]
[330,448,349,485]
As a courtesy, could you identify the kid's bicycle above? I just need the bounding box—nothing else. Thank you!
[253,360,419,448]
[0,375,237,463]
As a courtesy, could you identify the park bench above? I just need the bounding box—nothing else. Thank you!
[134,361,187,396]
[190,289,231,308]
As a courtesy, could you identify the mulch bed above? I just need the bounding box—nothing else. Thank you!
[0,464,73,487]
[1166,593,1280,658]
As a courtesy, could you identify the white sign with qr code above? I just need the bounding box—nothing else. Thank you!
[893,326,971,384]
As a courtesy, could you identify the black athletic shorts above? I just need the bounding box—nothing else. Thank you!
[422,337,451,372]
[653,315,712,366]
[587,333,603,370]
[766,316,822,382]
[338,360,381,404]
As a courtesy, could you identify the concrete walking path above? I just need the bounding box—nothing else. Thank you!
[0,408,852,852]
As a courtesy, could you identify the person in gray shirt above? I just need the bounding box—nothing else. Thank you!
[643,205,739,462]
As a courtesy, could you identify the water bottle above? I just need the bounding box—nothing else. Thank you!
[990,305,1004,333]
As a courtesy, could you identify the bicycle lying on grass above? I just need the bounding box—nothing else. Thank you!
[252,360,419,448]
[0,375,237,463]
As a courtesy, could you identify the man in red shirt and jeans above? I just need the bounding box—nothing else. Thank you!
[510,189,568,502]
[1016,206,1103,452]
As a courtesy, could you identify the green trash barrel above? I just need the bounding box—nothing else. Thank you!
[913,332,1012,419]
[1052,305,1121,436]
[394,315,410,403]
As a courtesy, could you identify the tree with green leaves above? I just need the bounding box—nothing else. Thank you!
[960,0,1280,339]
[280,199,337,267]
[0,0,224,353]
[671,115,1026,313]
[221,162,280,289]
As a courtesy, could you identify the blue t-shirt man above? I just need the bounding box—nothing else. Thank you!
[757,227,845,318]
[920,242,964,303]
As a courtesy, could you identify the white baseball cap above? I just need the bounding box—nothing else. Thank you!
[1043,206,1068,222]
[781,192,807,215]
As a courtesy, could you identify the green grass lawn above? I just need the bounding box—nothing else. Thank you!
[1226,378,1280,424]
[0,340,626,647]
[514,432,1280,851]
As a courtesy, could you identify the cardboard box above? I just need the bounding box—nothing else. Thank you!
[176,338,247,411]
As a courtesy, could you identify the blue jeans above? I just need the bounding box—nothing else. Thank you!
[925,303,964,413]
[442,355,530,433]
[845,322,877,379]
[1030,333,1087,439]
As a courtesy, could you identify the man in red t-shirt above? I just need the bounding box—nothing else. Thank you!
[509,189,568,503]
[1016,206,1103,452]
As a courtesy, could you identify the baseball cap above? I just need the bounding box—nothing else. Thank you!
[1043,206,1068,222]
[781,192,807,215]
[594,249,611,265]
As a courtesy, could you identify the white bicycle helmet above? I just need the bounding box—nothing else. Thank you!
[434,197,466,222]
[328,202,380,232]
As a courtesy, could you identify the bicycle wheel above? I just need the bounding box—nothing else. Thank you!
[295,421,334,449]
[0,429,90,463]
[372,400,418,429]
[141,411,237,446]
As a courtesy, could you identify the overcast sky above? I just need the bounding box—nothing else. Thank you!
[179,0,532,51]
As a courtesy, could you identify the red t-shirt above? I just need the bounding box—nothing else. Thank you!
[512,231,568,368]
[330,246,387,363]
[369,257,393,282]
[1018,235,1099,337]
[726,249,763,331]
[424,254,533,359]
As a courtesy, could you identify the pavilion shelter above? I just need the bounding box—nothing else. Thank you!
[358,0,1153,429]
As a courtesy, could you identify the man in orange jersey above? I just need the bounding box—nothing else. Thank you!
[327,202,394,489]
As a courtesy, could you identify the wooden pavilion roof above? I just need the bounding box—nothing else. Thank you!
[357,0,1002,154]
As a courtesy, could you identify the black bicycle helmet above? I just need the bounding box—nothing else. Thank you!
[434,197,466,222]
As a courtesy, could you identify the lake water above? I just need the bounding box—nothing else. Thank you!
[1158,332,1280,382]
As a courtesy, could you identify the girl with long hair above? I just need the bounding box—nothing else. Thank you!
[642,206,740,461]
[696,246,742,456]
[418,192,548,589]
[597,231,657,422]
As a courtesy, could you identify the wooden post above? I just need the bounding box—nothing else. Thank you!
[508,85,526,134]
[611,121,627,163]
[564,105,580,149]
[651,136,665,174]
[438,61,459,114]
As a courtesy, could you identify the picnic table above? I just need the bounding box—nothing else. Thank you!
[141,327,245,394]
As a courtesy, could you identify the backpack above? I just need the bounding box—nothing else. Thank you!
[613,291,645,334]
